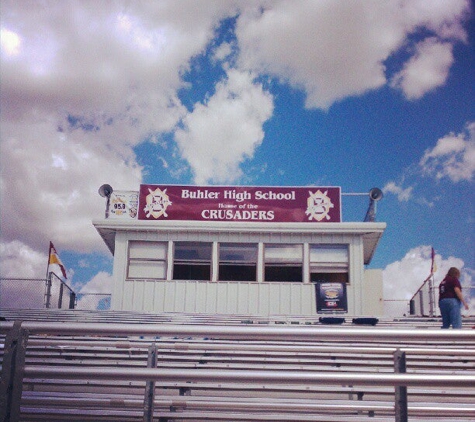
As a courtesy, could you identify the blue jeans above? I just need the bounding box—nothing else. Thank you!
[439,298,462,328]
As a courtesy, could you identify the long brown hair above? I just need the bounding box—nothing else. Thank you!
[446,267,460,278]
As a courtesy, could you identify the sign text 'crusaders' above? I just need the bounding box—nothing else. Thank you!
[138,185,341,223]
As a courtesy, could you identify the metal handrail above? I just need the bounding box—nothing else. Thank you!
[23,366,475,388]
[2,321,474,341]
[22,337,475,356]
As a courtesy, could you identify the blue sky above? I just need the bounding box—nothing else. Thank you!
[1,1,474,315]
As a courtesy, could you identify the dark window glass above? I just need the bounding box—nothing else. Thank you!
[219,243,257,281]
[173,242,212,281]
[311,273,348,283]
[264,244,302,282]
[173,263,211,280]
[265,265,302,282]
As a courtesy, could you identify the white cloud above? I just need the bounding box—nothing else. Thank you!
[383,181,413,202]
[0,118,143,253]
[175,68,274,184]
[213,42,234,63]
[390,38,454,100]
[0,241,47,278]
[397,0,469,42]
[420,122,475,182]
[383,245,472,316]
[0,1,238,256]
[1,1,235,122]
[0,28,21,56]
[78,271,112,295]
[235,0,469,109]
[158,156,169,169]
[0,278,46,309]
[76,271,113,310]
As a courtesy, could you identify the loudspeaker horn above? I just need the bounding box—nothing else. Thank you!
[369,187,383,201]
[98,184,113,198]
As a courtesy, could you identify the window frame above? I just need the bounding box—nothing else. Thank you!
[173,241,213,281]
[309,244,349,283]
[127,241,168,280]
[264,243,303,282]
[218,243,258,282]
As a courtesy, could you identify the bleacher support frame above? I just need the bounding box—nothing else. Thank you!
[0,322,29,422]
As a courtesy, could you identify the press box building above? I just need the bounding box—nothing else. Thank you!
[93,184,386,317]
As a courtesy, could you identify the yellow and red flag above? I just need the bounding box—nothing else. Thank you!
[48,241,67,279]
[430,247,437,275]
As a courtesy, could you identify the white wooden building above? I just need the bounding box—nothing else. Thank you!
[93,184,386,317]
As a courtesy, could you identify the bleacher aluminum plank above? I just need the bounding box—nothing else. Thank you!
[11,321,475,343]
[2,310,474,422]
[22,365,475,388]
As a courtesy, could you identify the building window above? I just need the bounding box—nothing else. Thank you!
[310,244,349,283]
[127,241,167,279]
[173,242,212,280]
[264,244,302,282]
[219,243,258,281]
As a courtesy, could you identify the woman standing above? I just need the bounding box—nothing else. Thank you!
[438,267,469,328]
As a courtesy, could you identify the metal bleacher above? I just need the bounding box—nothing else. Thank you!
[1,309,474,422]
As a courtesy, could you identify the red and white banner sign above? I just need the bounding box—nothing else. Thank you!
[138,185,341,223]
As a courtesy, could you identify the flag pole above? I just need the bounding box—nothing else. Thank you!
[429,247,437,317]
[429,273,434,317]
[46,241,53,280]
[45,241,53,308]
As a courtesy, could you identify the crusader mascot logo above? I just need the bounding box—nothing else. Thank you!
[305,190,334,221]
[143,187,172,219]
